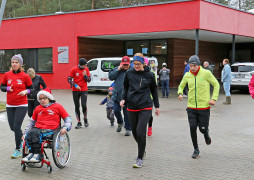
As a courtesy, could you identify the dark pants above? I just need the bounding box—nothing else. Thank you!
[106,108,114,123]
[161,80,169,97]
[183,84,188,95]
[28,100,40,118]
[128,110,152,159]
[186,108,210,149]
[6,107,28,149]
[72,91,88,123]
[113,100,131,130]
[148,115,153,128]
[26,128,54,154]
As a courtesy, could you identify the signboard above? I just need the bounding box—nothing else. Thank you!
[58,46,69,63]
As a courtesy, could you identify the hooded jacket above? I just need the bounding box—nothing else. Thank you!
[178,67,220,109]
[121,66,159,110]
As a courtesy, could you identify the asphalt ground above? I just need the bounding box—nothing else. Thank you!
[0,88,254,180]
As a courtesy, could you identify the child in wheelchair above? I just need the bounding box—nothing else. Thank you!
[22,88,72,163]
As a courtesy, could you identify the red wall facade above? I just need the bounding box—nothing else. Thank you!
[0,0,253,89]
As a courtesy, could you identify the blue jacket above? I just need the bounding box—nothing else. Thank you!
[221,64,232,82]
[108,67,128,102]
[101,96,114,109]
[184,64,190,75]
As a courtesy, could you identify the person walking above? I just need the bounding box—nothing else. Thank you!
[68,58,91,129]
[203,61,213,73]
[120,53,160,168]
[248,74,254,99]
[178,55,220,159]
[221,59,232,104]
[183,60,190,97]
[27,68,47,118]
[100,87,115,126]
[108,56,132,136]
[0,54,34,158]
[159,63,170,98]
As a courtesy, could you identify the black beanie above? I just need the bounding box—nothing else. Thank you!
[79,58,87,66]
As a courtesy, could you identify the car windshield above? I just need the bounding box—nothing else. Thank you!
[231,65,254,72]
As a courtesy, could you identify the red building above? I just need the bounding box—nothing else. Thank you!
[0,0,254,88]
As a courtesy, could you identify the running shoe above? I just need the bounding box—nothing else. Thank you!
[110,122,114,126]
[125,130,131,136]
[29,154,40,163]
[116,123,123,132]
[192,148,200,159]
[84,118,89,127]
[204,131,212,145]
[22,153,34,162]
[133,158,143,168]
[147,127,152,136]
[75,122,82,129]
[11,149,22,158]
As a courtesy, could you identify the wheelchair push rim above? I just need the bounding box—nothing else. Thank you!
[52,130,71,168]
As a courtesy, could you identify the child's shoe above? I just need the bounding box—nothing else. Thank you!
[147,127,152,136]
[11,149,22,158]
[22,153,34,162]
[30,154,40,163]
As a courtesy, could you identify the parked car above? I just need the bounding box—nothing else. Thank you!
[87,57,158,90]
[231,62,254,91]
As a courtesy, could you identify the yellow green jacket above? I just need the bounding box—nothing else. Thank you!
[178,67,220,109]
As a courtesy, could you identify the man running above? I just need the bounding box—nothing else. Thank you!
[68,58,91,129]
[177,55,220,159]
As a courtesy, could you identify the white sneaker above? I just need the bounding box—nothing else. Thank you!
[29,154,40,162]
[22,153,34,162]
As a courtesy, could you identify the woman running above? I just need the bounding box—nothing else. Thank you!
[120,53,160,168]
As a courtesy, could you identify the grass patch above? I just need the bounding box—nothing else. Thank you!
[0,101,6,112]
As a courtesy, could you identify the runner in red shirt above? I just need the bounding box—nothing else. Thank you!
[22,88,72,163]
[68,58,91,129]
[0,54,33,158]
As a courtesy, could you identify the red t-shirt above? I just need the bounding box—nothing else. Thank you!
[2,71,33,106]
[32,103,69,130]
[69,66,90,91]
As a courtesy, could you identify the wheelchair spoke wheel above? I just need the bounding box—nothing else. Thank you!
[52,130,71,168]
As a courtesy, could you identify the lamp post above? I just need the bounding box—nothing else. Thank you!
[0,0,7,27]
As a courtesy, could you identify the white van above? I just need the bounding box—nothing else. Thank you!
[87,57,158,90]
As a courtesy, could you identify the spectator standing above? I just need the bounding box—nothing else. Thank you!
[159,63,170,98]
[27,68,47,118]
[68,58,91,129]
[203,61,213,73]
[221,59,232,105]
[183,60,190,97]
[108,56,132,136]
[0,54,33,158]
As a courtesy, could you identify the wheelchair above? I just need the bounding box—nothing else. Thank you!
[21,128,71,173]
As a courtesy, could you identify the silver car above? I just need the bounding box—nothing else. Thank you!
[231,62,254,91]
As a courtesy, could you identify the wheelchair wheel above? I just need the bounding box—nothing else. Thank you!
[21,164,26,171]
[52,130,71,168]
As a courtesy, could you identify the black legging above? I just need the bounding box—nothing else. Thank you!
[148,115,153,128]
[128,110,152,160]
[7,107,28,149]
[28,100,40,118]
[72,91,88,122]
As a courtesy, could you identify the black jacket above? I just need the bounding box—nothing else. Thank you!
[27,74,47,100]
[122,66,159,110]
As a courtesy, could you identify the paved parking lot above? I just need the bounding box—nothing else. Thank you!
[1,89,254,180]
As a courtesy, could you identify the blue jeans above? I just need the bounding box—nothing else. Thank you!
[161,79,169,97]
[113,100,131,130]
[223,82,231,96]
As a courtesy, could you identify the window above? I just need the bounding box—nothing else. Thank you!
[0,48,52,72]
[87,60,98,71]
[101,60,121,72]
[151,40,167,55]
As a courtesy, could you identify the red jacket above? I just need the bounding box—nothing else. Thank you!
[249,75,254,99]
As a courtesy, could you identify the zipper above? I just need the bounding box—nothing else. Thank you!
[140,78,142,87]
[195,76,197,108]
